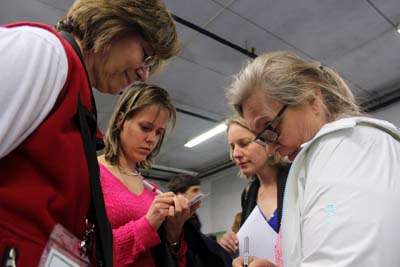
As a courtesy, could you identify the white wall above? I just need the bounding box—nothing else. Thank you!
[370,102,400,127]
[197,167,247,234]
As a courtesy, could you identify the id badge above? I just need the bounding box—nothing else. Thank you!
[38,224,90,267]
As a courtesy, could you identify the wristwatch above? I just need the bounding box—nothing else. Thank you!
[170,241,180,254]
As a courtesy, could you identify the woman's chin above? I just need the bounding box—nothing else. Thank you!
[95,83,125,95]
[288,150,300,161]
[241,170,253,177]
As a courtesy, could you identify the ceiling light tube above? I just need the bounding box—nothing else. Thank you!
[184,124,227,148]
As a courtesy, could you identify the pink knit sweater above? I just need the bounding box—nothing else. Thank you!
[99,163,186,267]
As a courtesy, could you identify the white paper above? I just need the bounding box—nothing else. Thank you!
[236,206,278,264]
[189,193,209,206]
[44,248,80,267]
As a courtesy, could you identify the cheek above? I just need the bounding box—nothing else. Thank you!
[119,131,132,149]
[98,50,127,79]
[112,42,143,71]
[277,132,303,156]
[94,50,113,74]
[282,114,313,145]
[247,148,261,164]
[120,124,141,145]
[151,135,162,147]
[90,60,119,93]
[278,121,299,147]
[253,153,267,168]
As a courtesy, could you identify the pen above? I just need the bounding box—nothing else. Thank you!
[243,236,249,267]
[143,179,163,195]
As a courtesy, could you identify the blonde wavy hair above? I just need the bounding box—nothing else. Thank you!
[55,0,180,74]
[103,82,176,169]
[226,114,288,179]
[227,51,361,121]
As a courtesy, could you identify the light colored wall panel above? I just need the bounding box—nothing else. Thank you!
[371,102,400,127]
[199,166,247,234]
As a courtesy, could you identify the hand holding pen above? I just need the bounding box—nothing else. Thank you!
[142,179,163,195]
[232,238,276,267]
[145,188,175,230]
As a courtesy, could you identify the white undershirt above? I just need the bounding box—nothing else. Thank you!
[0,25,68,158]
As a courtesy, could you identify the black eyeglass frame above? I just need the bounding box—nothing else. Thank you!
[254,104,288,145]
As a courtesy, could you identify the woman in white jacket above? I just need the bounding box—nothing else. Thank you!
[227,51,400,267]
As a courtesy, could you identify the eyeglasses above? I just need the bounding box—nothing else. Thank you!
[142,50,157,71]
[254,104,288,145]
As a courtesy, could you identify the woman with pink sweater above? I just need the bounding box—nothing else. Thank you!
[98,82,190,266]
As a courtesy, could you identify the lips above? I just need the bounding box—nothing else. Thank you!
[140,147,151,153]
[238,162,249,168]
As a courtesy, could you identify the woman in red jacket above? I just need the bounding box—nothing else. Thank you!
[0,0,179,266]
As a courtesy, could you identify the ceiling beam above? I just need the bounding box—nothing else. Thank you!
[176,107,221,123]
[362,87,400,112]
[172,14,257,59]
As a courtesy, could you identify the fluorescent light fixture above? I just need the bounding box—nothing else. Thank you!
[397,25,400,34]
[184,124,227,148]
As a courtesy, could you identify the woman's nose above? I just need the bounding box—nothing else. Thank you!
[146,131,157,143]
[136,67,149,82]
[232,148,243,160]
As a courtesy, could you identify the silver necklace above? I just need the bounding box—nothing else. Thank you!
[118,166,141,177]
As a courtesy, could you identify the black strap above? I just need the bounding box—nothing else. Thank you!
[59,31,113,267]
[76,97,113,266]
[240,178,258,227]
[277,164,290,227]
[59,31,99,118]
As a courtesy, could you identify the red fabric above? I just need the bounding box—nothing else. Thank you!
[0,22,97,266]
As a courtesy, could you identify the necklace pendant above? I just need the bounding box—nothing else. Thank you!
[118,166,141,177]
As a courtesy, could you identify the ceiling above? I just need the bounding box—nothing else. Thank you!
[2,0,400,180]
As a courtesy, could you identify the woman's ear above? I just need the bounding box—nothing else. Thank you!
[308,88,325,115]
[116,112,124,129]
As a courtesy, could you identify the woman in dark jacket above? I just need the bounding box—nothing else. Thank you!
[218,115,290,255]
